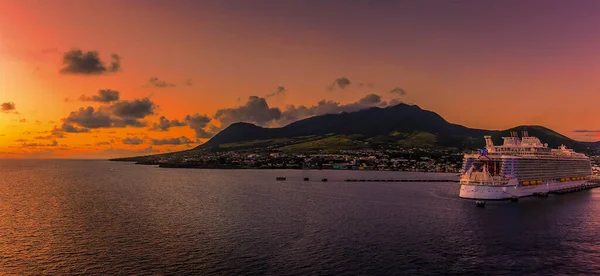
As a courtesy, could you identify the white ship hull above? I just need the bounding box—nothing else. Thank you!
[459,180,589,200]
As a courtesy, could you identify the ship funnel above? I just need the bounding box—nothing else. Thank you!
[484,135,494,148]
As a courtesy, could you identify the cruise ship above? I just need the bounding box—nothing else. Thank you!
[459,131,592,200]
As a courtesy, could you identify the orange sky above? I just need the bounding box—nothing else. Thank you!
[1,0,600,158]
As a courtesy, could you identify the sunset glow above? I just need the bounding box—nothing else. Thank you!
[1,0,600,158]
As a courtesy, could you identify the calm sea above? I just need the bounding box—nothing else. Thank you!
[1,159,599,275]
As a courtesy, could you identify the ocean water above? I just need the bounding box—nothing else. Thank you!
[1,159,600,275]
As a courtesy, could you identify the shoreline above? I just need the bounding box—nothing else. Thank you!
[110,160,459,173]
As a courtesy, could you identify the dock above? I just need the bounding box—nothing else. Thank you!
[344,179,459,183]
[549,181,600,195]
[275,177,459,182]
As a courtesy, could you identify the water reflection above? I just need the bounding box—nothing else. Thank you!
[0,160,599,274]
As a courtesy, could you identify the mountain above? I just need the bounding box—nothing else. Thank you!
[197,103,597,152]
[110,103,599,162]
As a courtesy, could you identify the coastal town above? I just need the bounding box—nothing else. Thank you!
[139,147,472,172]
[126,147,600,174]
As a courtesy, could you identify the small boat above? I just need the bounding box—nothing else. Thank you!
[321,178,328,182]
[276,177,286,181]
[303,177,310,181]
[476,200,486,207]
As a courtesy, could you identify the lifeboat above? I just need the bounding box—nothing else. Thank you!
[523,181,530,185]
[536,180,542,184]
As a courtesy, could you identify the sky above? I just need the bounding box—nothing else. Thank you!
[1,0,600,158]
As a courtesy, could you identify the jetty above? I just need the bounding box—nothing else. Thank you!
[550,180,600,195]
[344,179,459,183]
[275,177,459,182]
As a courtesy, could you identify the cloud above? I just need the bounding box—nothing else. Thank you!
[79,89,120,103]
[185,79,193,86]
[122,137,145,145]
[328,77,351,91]
[19,118,27,123]
[214,96,282,127]
[60,123,91,133]
[147,77,176,88]
[150,116,187,131]
[358,94,382,105]
[60,98,156,132]
[388,98,403,106]
[20,140,59,148]
[59,49,121,75]
[278,94,393,126]
[111,98,156,119]
[96,141,113,146]
[265,85,287,98]
[573,130,600,133]
[389,87,407,95]
[103,146,159,156]
[63,107,113,129]
[207,93,398,129]
[150,136,195,145]
[185,114,214,138]
[34,135,54,140]
[1,102,16,112]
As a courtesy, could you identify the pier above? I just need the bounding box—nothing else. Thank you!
[275,177,459,183]
[549,181,600,195]
[344,179,459,183]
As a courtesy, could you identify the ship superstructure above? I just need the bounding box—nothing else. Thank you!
[459,131,592,199]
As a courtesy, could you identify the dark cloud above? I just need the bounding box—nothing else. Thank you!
[122,137,145,145]
[150,136,194,145]
[111,98,156,119]
[96,141,113,146]
[389,87,407,95]
[328,77,351,91]
[573,130,600,133]
[214,96,282,127]
[59,123,90,133]
[358,94,382,105]
[279,94,393,126]
[265,85,287,98]
[185,79,193,86]
[1,102,16,112]
[185,114,213,138]
[20,140,59,148]
[59,49,121,75]
[79,89,120,103]
[151,116,187,131]
[19,118,27,123]
[50,127,66,138]
[34,135,54,140]
[388,98,403,106]
[63,107,113,129]
[113,118,147,128]
[147,77,176,88]
[60,98,156,132]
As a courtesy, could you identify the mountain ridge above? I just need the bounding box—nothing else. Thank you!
[111,103,599,161]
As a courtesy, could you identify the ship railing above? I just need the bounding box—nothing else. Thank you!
[459,178,508,186]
